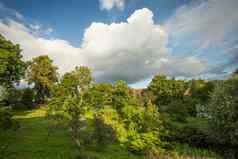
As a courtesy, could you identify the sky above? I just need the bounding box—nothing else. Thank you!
[0,0,238,88]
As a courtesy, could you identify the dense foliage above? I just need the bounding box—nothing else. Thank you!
[27,55,58,103]
[147,75,186,106]
[205,76,238,158]
[1,87,35,109]
[48,68,166,155]
[0,34,25,88]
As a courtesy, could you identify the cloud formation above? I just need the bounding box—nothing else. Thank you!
[165,0,238,48]
[165,0,238,74]
[0,19,83,73]
[0,8,208,84]
[81,8,206,82]
[99,0,125,11]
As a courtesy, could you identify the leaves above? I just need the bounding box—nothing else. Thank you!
[27,55,58,103]
[0,34,26,87]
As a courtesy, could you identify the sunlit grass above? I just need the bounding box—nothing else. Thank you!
[1,107,80,159]
[13,106,47,119]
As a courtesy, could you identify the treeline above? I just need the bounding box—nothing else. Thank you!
[1,34,238,158]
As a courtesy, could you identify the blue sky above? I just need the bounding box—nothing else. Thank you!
[0,0,238,88]
[0,0,190,46]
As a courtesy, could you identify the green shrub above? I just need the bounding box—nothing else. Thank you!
[1,87,35,110]
[126,132,161,154]
[0,108,19,131]
[92,114,117,145]
[21,88,35,109]
[3,88,22,108]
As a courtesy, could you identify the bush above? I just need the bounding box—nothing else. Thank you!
[126,132,161,154]
[159,98,209,147]
[21,88,35,109]
[1,87,35,110]
[92,114,117,145]
[3,88,22,108]
[0,108,19,131]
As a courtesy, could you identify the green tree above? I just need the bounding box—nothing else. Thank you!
[0,34,25,88]
[92,114,117,145]
[60,66,93,96]
[3,87,22,108]
[147,75,186,106]
[84,83,113,110]
[143,100,162,131]
[204,76,238,158]
[190,80,215,103]
[207,78,238,145]
[112,80,138,113]
[27,55,58,103]
[48,66,93,147]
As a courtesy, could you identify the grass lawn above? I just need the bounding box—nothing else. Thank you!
[0,107,143,159]
[0,107,79,159]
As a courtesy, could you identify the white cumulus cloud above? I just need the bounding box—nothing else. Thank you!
[80,8,206,82]
[99,0,125,11]
[0,19,83,73]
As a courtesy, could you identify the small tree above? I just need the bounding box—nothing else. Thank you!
[48,66,93,147]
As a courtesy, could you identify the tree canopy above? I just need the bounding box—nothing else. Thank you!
[0,34,26,87]
[147,75,186,106]
[27,55,58,103]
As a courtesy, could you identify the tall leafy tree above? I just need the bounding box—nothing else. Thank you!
[60,66,93,96]
[190,80,215,103]
[84,83,113,110]
[207,77,238,146]
[112,80,132,110]
[147,75,186,106]
[199,76,238,158]
[48,66,93,147]
[27,55,58,103]
[0,34,25,88]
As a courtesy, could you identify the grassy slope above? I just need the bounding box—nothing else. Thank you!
[0,107,222,159]
[0,107,142,159]
[0,107,79,159]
